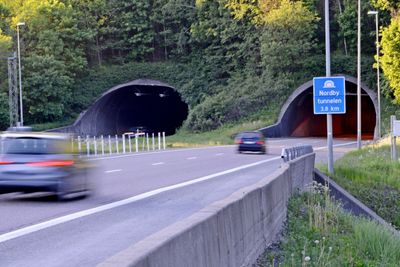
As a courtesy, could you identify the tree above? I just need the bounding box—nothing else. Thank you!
[8,0,88,122]
[104,0,155,62]
[260,0,319,76]
[380,15,400,103]
[151,0,197,60]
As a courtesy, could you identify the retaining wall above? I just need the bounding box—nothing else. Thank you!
[99,153,315,267]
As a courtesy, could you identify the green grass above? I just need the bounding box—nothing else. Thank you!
[257,187,400,266]
[319,140,400,228]
[166,120,273,148]
[30,118,75,131]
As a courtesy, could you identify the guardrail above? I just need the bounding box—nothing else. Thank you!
[281,145,313,162]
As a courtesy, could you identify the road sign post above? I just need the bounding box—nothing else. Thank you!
[313,76,346,174]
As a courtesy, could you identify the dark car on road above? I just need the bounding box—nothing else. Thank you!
[235,131,266,154]
[0,132,92,200]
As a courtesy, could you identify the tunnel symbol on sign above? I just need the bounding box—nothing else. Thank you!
[323,80,335,88]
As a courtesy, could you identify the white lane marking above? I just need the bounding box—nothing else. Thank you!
[105,169,122,173]
[215,153,224,156]
[152,162,165,166]
[187,157,197,160]
[0,156,281,244]
[87,146,233,161]
[314,141,357,151]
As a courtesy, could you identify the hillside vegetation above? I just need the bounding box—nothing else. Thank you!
[0,0,399,132]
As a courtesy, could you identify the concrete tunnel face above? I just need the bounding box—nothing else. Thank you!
[279,79,377,139]
[75,80,188,136]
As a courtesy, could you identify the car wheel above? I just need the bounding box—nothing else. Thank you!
[56,181,72,201]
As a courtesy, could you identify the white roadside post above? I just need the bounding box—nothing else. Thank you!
[129,134,132,153]
[162,132,166,150]
[152,133,155,150]
[93,136,97,156]
[101,135,105,155]
[146,133,150,151]
[86,135,90,156]
[108,135,112,155]
[115,135,119,154]
[142,134,145,151]
[77,136,82,153]
[135,134,139,152]
[122,134,126,154]
[158,132,161,150]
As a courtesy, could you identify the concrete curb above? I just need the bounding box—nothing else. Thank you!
[314,168,399,236]
[98,153,315,267]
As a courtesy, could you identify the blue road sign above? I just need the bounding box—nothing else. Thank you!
[313,76,346,114]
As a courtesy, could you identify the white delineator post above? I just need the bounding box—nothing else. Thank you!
[115,135,119,154]
[86,135,90,156]
[152,133,155,151]
[94,136,97,156]
[108,135,112,155]
[163,132,166,150]
[135,134,139,153]
[146,133,150,151]
[158,132,161,150]
[101,135,105,155]
[122,134,126,154]
[77,136,82,153]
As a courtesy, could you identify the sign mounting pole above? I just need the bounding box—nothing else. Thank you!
[325,0,334,174]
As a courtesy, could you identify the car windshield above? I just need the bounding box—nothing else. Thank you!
[3,137,66,155]
[241,132,262,139]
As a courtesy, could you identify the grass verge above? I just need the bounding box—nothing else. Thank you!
[166,120,272,148]
[319,138,400,228]
[257,184,400,266]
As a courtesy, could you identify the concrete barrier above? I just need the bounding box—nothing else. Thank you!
[99,153,315,267]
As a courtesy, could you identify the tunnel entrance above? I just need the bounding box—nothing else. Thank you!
[260,76,378,139]
[70,79,188,136]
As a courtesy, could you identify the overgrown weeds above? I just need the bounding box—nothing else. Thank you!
[258,182,400,266]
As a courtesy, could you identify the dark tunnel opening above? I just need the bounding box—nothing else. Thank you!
[279,81,376,139]
[74,80,188,136]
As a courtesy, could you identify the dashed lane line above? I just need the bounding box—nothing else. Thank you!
[105,169,122,173]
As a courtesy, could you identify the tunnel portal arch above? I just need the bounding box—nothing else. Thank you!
[260,76,378,139]
[70,79,188,136]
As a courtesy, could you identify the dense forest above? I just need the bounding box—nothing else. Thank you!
[0,0,398,131]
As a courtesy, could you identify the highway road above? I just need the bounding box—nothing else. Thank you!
[0,137,357,266]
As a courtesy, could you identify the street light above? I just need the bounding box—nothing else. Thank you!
[357,0,362,148]
[17,22,25,126]
[368,10,381,139]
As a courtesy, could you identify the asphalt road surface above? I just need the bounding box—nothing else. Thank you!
[0,137,358,267]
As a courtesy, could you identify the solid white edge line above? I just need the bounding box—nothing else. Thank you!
[0,156,281,244]
[314,141,357,151]
[151,162,165,166]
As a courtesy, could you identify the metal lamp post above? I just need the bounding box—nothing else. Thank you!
[368,10,381,139]
[357,0,362,149]
[17,22,25,126]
